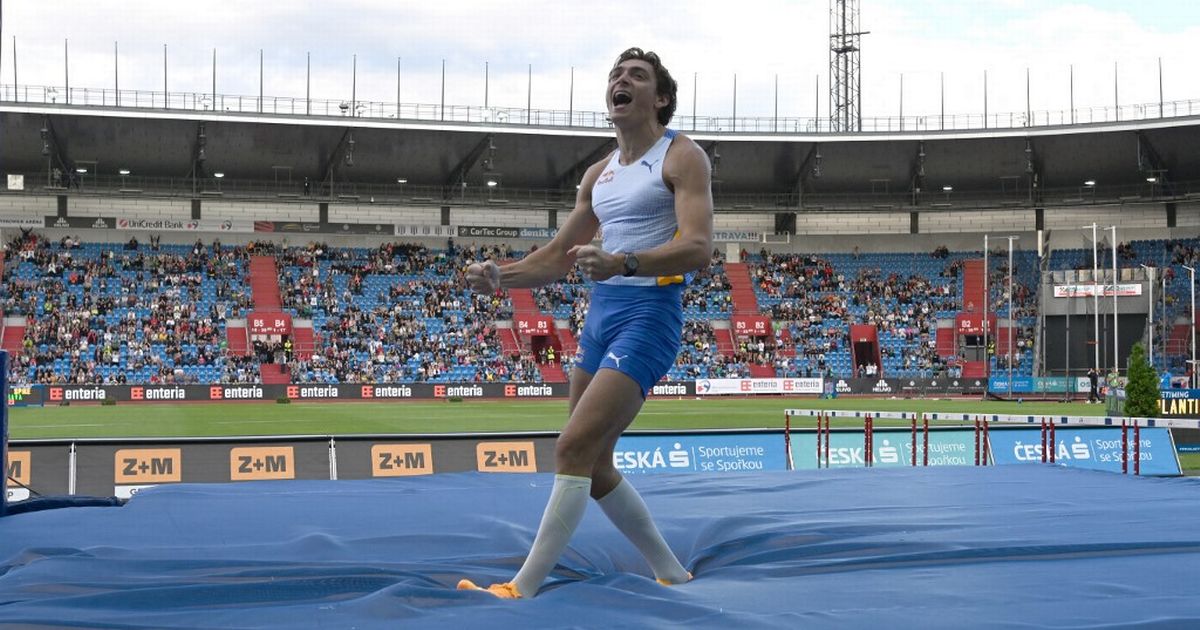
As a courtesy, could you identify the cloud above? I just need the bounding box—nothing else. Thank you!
[1,0,1197,123]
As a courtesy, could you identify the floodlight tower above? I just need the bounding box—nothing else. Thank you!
[830,0,869,132]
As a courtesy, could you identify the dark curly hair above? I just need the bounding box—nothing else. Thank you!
[613,47,678,126]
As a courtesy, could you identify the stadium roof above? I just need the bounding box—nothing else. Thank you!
[3,100,1200,210]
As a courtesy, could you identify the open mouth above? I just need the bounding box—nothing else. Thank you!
[612,91,633,106]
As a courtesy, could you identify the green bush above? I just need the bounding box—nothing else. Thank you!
[276,396,291,404]
[100,398,117,406]
[1123,342,1160,418]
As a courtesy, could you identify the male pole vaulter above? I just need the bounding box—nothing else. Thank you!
[459,47,713,598]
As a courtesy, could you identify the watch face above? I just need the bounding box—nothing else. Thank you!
[624,254,638,276]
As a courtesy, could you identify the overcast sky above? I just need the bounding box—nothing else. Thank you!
[2,1,1199,124]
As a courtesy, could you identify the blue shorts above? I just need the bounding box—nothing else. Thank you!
[577,283,684,398]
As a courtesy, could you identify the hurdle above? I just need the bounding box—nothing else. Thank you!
[807,412,833,469]
[788,409,1000,468]
[923,412,1190,476]
[785,409,920,468]
[786,408,1177,472]
[1049,419,1056,464]
[970,416,991,466]
[923,415,929,466]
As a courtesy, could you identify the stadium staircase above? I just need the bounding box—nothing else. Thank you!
[962,259,986,313]
[776,327,795,357]
[725,263,776,375]
[724,263,760,314]
[497,326,522,357]
[713,327,736,355]
[509,288,567,383]
[249,256,283,310]
[556,324,578,356]
[1167,322,1193,362]
[935,324,957,358]
[259,363,291,385]
[0,259,18,359]
[225,321,250,357]
[959,259,989,380]
[1,317,26,355]
[747,364,776,377]
[536,362,567,383]
[248,256,288,383]
[994,324,1015,357]
[962,362,988,378]
[290,325,315,360]
[508,288,538,316]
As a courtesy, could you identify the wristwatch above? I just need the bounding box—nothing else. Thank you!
[622,253,639,277]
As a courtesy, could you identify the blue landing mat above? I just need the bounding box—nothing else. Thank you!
[2,466,1200,629]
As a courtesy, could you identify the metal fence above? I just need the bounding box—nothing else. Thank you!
[4,82,1200,134]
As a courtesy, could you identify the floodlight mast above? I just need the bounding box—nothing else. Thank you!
[829,0,869,132]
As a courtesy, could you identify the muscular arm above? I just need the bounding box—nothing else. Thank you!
[492,161,605,289]
[634,136,714,276]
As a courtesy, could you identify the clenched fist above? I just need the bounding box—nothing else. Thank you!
[465,260,501,293]
[568,244,621,281]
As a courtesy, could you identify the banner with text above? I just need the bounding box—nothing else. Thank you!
[731,316,772,337]
[0,214,47,228]
[1159,389,1200,418]
[514,316,555,336]
[791,428,977,469]
[713,231,763,242]
[1053,284,1143,298]
[254,221,393,235]
[988,426,1179,475]
[614,432,786,474]
[829,377,988,396]
[955,313,996,335]
[695,378,823,395]
[44,216,116,230]
[115,217,248,233]
[248,312,294,335]
[989,376,1091,394]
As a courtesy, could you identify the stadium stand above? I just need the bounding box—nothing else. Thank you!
[4,231,1196,386]
[275,241,544,384]
[749,248,969,379]
[2,233,250,385]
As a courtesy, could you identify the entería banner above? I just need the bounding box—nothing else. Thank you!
[695,378,824,395]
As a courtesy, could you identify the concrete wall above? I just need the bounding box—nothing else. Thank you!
[0,195,55,217]
[332,204,439,225]
[204,201,317,222]
[5,192,1200,255]
[920,209,1036,234]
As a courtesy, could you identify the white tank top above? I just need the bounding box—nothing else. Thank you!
[590,129,683,287]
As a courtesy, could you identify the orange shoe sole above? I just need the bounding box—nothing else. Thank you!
[457,578,522,599]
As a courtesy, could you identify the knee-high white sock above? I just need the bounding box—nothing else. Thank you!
[596,479,690,584]
[511,474,592,597]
